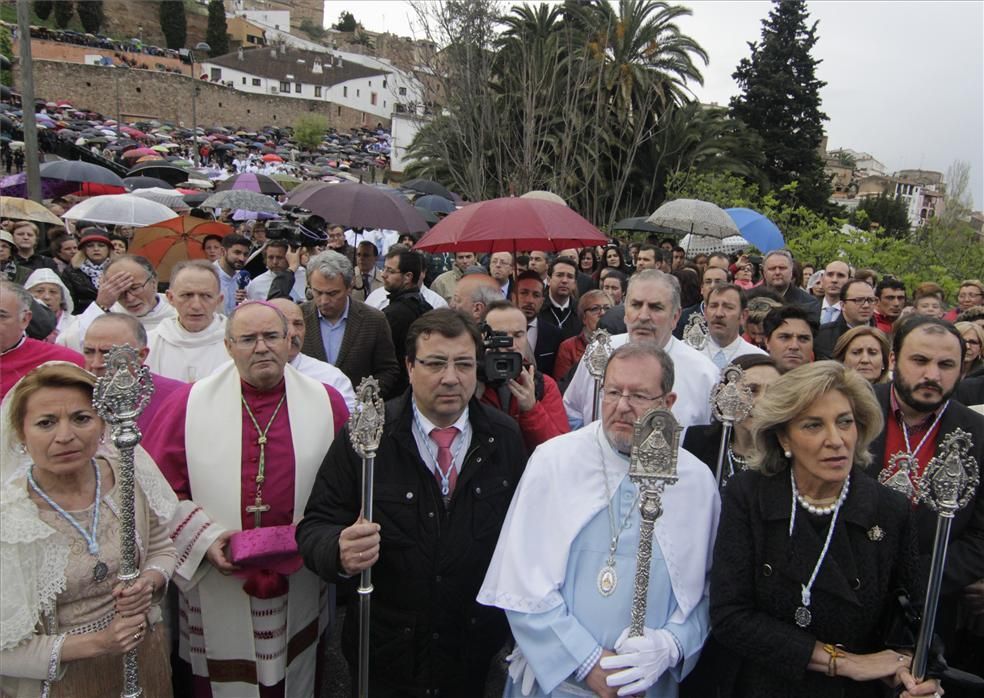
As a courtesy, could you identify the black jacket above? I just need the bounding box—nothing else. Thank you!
[382,287,432,395]
[598,304,627,335]
[674,301,703,340]
[531,317,564,377]
[297,395,527,697]
[781,284,822,324]
[814,316,874,360]
[60,266,98,314]
[539,299,582,342]
[709,469,919,698]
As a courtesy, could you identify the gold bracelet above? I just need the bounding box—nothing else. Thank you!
[823,643,846,677]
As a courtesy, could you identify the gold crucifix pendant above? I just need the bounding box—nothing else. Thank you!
[245,495,271,527]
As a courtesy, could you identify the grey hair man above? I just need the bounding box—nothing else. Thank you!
[762,249,820,320]
[563,269,719,429]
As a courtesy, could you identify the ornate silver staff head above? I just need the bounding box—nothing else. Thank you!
[92,346,154,443]
[710,364,754,426]
[919,429,979,517]
[629,408,681,518]
[349,376,385,459]
[585,329,614,380]
[682,314,709,350]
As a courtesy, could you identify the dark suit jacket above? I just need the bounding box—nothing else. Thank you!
[300,298,402,399]
[781,284,821,323]
[955,375,983,407]
[866,383,984,598]
[531,317,564,377]
[709,468,919,698]
[814,315,851,360]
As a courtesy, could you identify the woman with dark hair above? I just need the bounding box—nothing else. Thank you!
[674,265,701,309]
[577,247,598,277]
[708,361,940,698]
[602,246,628,274]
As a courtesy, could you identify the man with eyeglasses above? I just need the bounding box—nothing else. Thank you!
[513,270,564,377]
[298,308,527,696]
[146,300,349,698]
[480,341,720,697]
[55,255,177,352]
[145,260,229,382]
[563,269,719,430]
[814,279,876,360]
[349,240,384,301]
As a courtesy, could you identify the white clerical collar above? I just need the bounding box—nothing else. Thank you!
[549,294,570,311]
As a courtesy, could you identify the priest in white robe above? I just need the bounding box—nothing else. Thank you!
[480,342,720,697]
[564,270,718,430]
[57,255,176,351]
[145,260,230,382]
[144,300,349,698]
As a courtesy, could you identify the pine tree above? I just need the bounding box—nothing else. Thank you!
[159,0,187,50]
[32,1,53,21]
[730,0,831,213]
[205,0,229,57]
[77,1,104,34]
[53,0,74,29]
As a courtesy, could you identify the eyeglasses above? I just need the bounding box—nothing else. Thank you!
[601,388,665,409]
[382,266,403,276]
[122,277,154,296]
[229,331,286,348]
[414,357,477,374]
[584,305,611,315]
[844,296,878,305]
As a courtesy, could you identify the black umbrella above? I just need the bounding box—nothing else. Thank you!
[613,216,664,234]
[403,178,453,200]
[124,176,175,191]
[39,160,125,186]
[287,182,428,233]
[183,192,209,206]
[414,194,456,214]
[125,162,190,186]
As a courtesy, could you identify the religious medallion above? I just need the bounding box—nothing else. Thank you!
[879,452,918,500]
[597,565,618,597]
[93,560,109,583]
[682,314,709,350]
[867,526,885,542]
[794,606,812,628]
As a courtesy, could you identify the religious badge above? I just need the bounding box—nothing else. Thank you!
[918,429,979,514]
[585,329,614,381]
[682,313,709,350]
[93,560,109,583]
[350,377,385,460]
[867,526,885,542]
[597,566,618,597]
[711,365,754,425]
[879,452,918,501]
[794,605,812,628]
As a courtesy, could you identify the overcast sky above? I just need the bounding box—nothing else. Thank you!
[324,1,984,209]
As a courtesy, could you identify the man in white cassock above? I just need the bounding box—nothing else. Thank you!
[144,301,350,698]
[563,270,719,430]
[146,260,230,382]
[479,342,720,697]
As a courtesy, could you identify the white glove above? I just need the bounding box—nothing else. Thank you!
[600,627,681,696]
[506,645,537,696]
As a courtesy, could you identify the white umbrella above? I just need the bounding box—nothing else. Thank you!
[63,194,176,227]
[520,190,567,206]
[130,187,190,210]
[647,198,741,240]
[679,233,750,256]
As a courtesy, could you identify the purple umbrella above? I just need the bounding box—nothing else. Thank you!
[215,172,287,196]
[0,174,76,199]
[286,182,428,233]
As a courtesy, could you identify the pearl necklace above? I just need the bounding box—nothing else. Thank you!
[796,492,840,515]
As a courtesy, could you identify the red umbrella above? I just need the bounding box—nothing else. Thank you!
[129,215,232,282]
[413,197,608,253]
[262,153,284,163]
[122,147,158,160]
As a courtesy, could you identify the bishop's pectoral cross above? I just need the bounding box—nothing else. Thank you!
[246,494,270,527]
[241,395,287,529]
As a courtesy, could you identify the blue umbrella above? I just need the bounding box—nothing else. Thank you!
[414,194,456,214]
[725,208,785,253]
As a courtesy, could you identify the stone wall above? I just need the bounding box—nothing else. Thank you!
[18,61,388,132]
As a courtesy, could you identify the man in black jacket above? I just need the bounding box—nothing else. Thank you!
[381,248,432,395]
[762,249,820,322]
[297,309,527,697]
[866,316,984,671]
[813,278,876,359]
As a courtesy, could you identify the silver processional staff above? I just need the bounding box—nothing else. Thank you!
[585,329,614,423]
[710,364,754,488]
[92,345,155,698]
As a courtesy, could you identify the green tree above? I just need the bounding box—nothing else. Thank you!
[334,11,357,32]
[293,113,328,151]
[159,0,187,50]
[77,0,104,34]
[850,192,910,238]
[205,0,229,57]
[299,18,326,41]
[32,1,53,21]
[53,0,74,29]
[730,0,831,213]
[0,26,13,88]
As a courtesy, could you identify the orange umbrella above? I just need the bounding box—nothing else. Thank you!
[136,155,165,164]
[129,215,232,282]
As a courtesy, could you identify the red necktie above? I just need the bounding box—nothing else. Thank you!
[429,426,459,496]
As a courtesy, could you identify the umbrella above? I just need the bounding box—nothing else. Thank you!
[520,190,566,206]
[724,208,785,253]
[215,172,286,196]
[124,176,174,191]
[414,197,608,254]
[0,196,64,225]
[183,192,210,207]
[130,187,190,210]
[39,160,125,187]
[202,189,282,214]
[678,233,750,256]
[286,182,428,233]
[62,194,176,227]
[123,147,160,160]
[130,215,233,282]
[414,194,456,214]
[612,216,663,234]
[403,178,453,200]
[646,198,740,239]
[262,153,284,163]
[126,163,190,186]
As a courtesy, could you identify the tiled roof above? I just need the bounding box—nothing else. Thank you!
[209,46,387,87]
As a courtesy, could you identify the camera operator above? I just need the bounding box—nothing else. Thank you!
[264,215,330,302]
[478,300,569,451]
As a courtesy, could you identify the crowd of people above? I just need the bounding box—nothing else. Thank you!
[1,188,983,698]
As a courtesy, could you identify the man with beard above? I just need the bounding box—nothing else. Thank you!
[214,233,251,315]
[814,278,876,360]
[513,270,564,376]
[381,248,433,395]
[763,305,816,373]
[267,298,356,411]
[540,256,582,341]
[866,316,984,676]
[564,270,719,429]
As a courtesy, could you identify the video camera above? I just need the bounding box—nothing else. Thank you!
[264,212,329,250]
[479,323,523,384]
